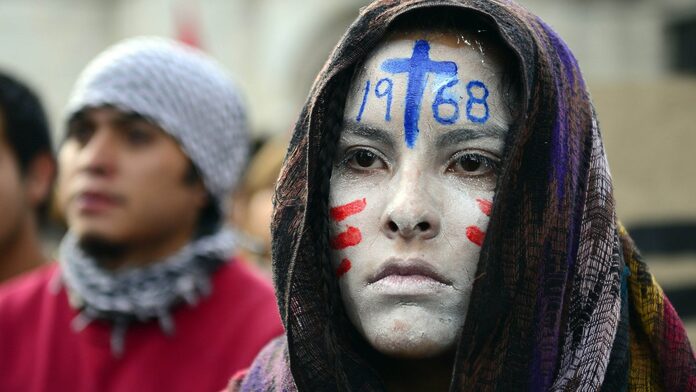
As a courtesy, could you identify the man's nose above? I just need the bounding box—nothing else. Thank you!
[380,170,441,241]
[77,130,117,177]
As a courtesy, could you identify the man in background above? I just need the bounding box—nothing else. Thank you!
[0,38,283,392]
[0,71,55,283]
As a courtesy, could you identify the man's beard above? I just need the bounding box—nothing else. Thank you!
[77,234,128,269]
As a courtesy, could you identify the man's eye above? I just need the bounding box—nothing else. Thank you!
[68,125,94,145]
[344,148,385,170]
[449,153,499,176]
[126,128,152,145]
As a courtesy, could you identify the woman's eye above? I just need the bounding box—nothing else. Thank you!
[345,149,385,170]
[355,150,376,167]
[449,153,499,176]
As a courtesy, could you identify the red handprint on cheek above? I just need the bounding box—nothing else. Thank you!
[466,226,485,246]
[476,198,492,217]
[330,226,362,249]
[330,198,366,221]
[336,259,352,278]
[329,199,368,278]
[466,198,492,247]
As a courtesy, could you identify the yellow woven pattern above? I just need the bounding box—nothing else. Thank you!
[624,222,664,392]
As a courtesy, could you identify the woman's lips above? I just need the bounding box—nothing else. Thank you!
[367,258,451,294]
[369,258,451,284]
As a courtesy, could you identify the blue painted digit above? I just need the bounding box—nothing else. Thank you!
[465,80,489,123]
[381,40,457,148]
[432,79,460,125]
[375,78,393,121]
[356,80,370,122]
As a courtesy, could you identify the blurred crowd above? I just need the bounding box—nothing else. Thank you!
[0,68,286,283]
[0,38,286,391]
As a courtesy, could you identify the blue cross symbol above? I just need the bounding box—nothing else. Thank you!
[381,40,458,148]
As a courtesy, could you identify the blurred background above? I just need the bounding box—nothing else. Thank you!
[1,0,694,346]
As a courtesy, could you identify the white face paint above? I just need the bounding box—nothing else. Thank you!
[329,30,514,358]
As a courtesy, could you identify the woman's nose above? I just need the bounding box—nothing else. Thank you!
[380,173,441,241]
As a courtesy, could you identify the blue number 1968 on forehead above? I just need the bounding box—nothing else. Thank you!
[354,40,493,148]
[382,40,457,148]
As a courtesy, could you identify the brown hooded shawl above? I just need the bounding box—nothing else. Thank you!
[229,0,695,391]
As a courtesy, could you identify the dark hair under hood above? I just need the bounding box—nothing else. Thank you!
[230,0,696,391]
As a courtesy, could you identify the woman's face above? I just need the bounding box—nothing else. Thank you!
[329,30,514,358]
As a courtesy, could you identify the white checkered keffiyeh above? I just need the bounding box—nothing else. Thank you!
[57,228,237,356]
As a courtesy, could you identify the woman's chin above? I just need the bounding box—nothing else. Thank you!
[364,319,459,359]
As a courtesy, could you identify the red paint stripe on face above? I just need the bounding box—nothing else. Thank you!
[330,226,362,250]
[466,226,485,246]
[336,259,352,278]
[476,198,493,216]
[330,198,367,222]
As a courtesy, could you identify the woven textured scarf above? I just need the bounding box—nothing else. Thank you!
[57,228,236,356]
[231,0,696,391]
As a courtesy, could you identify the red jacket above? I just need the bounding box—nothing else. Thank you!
[0,259,283,392]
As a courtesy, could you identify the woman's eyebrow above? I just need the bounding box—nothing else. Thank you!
[435,125,507,149]
[341,120,396,149]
